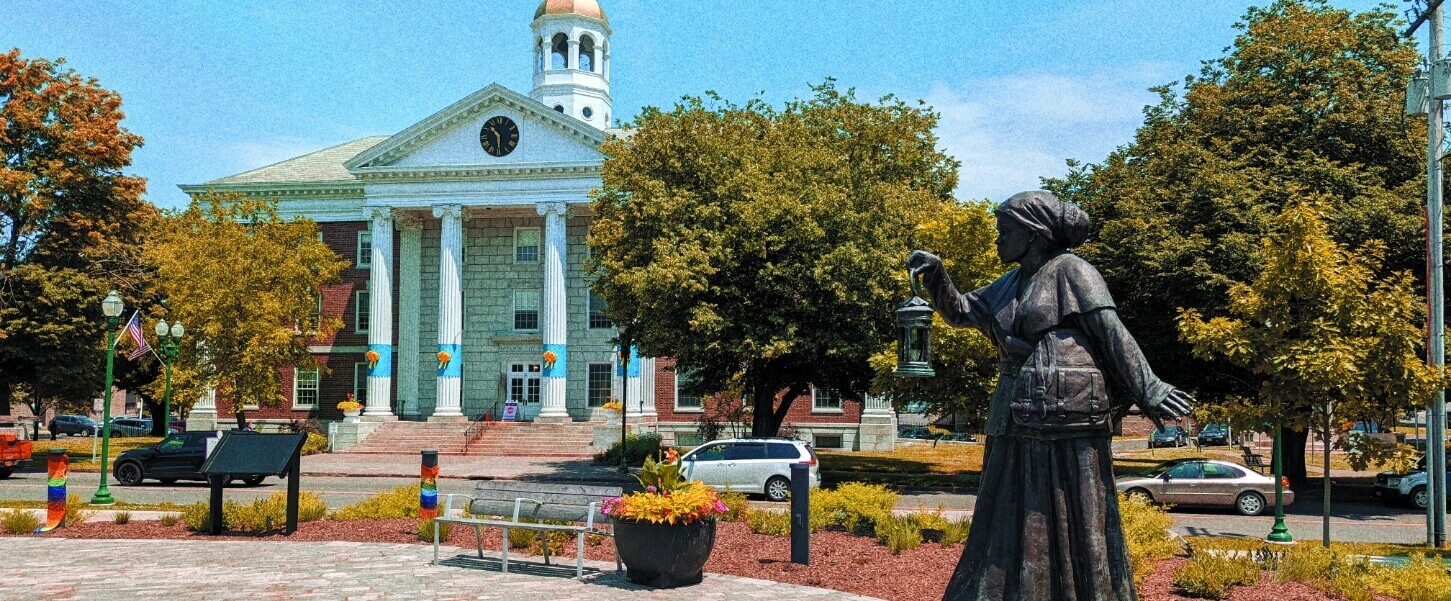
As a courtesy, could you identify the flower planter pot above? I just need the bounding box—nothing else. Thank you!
[613,518,717,588]
[342,409,362,417]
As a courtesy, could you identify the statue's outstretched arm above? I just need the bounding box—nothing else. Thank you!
[1076,307,1193,428]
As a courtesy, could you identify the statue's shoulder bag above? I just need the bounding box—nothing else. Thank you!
[1009,327,1112,433]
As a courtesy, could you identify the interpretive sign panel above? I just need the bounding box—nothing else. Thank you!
[200,432,306,535]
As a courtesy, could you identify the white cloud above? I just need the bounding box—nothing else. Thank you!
[927,65,1170,202]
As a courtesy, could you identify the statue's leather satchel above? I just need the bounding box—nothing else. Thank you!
[1009,327,1112,433]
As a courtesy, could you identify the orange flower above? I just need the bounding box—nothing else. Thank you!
[437,351,451,369]
[542,350,558,367]
[366,350,380,368]
[665,448,679,463]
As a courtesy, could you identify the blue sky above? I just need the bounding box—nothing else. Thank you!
[7,0,1395,209]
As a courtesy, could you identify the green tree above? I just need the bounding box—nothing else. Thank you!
[1044,0,1424,484]
[144,192,345,428]
[0,49,155,418]
[869,199,1005,428]
[1179,202,1440,544]
[589,83,958,436]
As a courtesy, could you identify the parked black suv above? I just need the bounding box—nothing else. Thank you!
[48,415,98,438]
[113,431,265,486]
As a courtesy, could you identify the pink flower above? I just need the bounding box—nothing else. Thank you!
[646,485,657,493]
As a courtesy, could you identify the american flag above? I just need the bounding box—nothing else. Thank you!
[123,311,151,361]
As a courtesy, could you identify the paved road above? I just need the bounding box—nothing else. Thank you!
[0,538,873,601]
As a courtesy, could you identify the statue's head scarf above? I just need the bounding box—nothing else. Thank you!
[995,190,1090,250]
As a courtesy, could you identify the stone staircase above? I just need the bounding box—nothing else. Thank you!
[341,420,599,457]
[466,421,599,458]
[342,421,475,455]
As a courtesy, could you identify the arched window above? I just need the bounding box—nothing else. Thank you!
[551,33,568,70]
[579,35,595,72]
[536,37,546,72]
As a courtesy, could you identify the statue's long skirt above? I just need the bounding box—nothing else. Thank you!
[943,433,1136,601]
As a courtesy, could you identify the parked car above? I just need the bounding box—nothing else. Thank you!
[1149,426,1190,448]
[898,427,930,440]
[1373,456,1447,509]
[1196,423,1230,446]
[938,432,978,443]
[1116,458,1292,516]
[48,415,98,438]
[113,431,264,486]
[107,418,152,437]
[679,438,821,502]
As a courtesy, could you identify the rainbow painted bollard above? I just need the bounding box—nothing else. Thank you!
[35,449,67,533]
[420,450,439,522]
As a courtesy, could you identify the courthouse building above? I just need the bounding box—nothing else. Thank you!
[180,0,896,452]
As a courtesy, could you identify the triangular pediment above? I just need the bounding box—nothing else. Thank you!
[344,84,606,172]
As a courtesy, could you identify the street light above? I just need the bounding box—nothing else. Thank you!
[1267,425,1293,543]
[91,290,124,506]
[154,318,184,437]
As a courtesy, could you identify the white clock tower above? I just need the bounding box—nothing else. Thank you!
[530,0,612,130]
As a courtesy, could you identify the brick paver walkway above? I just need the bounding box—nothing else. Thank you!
[1,538,879,601]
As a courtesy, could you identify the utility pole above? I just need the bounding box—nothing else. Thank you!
[1410,0,1450,548]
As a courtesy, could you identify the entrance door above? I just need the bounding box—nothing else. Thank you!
[507,363,542,421]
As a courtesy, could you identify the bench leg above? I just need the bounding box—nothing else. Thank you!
[432,519,440,565]
[475,525,483,558]
[501,527,509,573]
[542,530,550,566]
[576,531,585,579]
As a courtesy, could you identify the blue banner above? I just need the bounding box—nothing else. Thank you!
[542,343,567,378]
[616,346,640,377]
[367,344,392,377]
[437,343,462,378]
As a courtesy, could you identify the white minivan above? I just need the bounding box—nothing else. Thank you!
[679,438,822,502]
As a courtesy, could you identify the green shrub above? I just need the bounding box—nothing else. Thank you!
[113,511,131,525]
[875,515,923,554]
[1119,492,1180,585]
[746,509,791,536]
[1368,555,1451,601]
[941,516,971,546]
[63,495,92,527]
[418,518,452,542]
[502,518,572,552]
[813,482,897,535]
[333,484,419,520]
[1173,553,1260,599]
[1,508,41,534]
[718,490,748,522]
[593,433,662,466]
[301,432,329,456]
[159,513,180,527]
[1275,545,1340,585]
[180,491,328,533]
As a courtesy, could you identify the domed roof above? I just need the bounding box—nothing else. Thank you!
[534,0,607,23]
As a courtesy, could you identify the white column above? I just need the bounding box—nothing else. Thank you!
[536,202,570,422]
[431,204,465,419]
[568,38,580,70]
[640,357,657,418]
[397,215,423,418]
[364,207,395,418]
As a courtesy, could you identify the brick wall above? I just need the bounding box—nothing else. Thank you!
[650,357,864,427]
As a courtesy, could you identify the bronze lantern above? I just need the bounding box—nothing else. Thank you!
[894,277,936,378]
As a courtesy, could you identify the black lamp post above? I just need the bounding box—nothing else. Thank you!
[895,274,936,378]
[91,290,125,505]
[617,330,633,474]
[154,318,184,436]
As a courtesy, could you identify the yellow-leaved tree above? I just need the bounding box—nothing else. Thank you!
[144,192,346,428]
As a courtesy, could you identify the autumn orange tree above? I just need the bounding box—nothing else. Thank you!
[0,49,156,422]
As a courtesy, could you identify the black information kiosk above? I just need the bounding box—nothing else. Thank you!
[199,431,307,534]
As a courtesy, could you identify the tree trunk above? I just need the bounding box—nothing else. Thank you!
[236,408,250,431]
[750,383,777,437]
[146,399,166,436]
[1280,426,1309,490]
[0,381,10,417]
[1322,407,1332,548]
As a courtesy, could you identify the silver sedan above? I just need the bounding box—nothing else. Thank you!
[1116,458,1293,516]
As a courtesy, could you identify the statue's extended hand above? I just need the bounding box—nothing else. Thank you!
[907,250,942,279]
[1146,388,1194,432]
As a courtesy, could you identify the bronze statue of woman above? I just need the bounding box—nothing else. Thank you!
[907,190,1193,601]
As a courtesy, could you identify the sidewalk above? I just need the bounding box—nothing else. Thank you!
[0,538,879,601]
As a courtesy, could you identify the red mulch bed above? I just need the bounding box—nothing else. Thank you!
[7,521,1376,601]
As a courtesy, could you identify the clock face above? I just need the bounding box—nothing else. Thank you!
[479,116,519,157]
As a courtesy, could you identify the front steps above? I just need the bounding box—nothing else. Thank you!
[340,420,599,457]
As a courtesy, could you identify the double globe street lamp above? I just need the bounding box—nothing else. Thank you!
[91,290,125,506]
[154,319,184,436]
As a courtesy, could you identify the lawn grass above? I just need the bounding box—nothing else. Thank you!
[26,436,164,470]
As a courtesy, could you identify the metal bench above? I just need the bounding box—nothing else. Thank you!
[1241,449,1268,474]
[432,480,622,578]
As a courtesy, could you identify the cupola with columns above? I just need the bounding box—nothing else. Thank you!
[531,0,612,130]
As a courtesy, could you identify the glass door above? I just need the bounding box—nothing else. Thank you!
[507,363,542,421]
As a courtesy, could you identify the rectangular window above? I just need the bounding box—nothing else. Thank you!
[814,434,844,449]
[675,367,702,411]
[310,294,323,329]
[675,432,703,447]
[513,289,540,331]
[588,290,612,329]
[353,362,368,405]
[515,227,540,263]
[355,289,370,333]
[507,363,542,404]
[587,363,612,407]
[357,231,372,268]
[812,386,843,412]
[293,368,319,408]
